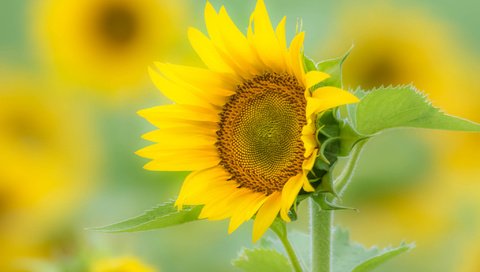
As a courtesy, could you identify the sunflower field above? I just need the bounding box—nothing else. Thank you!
[1,0,479,271]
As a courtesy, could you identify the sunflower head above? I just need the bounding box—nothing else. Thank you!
[0,75,99,235]
[138,0,358,241]
[32,0,184,94]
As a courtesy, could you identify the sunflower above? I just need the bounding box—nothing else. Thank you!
[92,256,156,272]
[31,0,184,96]
[137,0,358,241]
[323,2,477,120]
[0,75,99,270]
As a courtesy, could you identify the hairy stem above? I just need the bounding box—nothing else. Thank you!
[272,223,303,272]
[311,199,333,272]
[335,139,368,197]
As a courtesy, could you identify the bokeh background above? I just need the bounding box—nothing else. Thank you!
[1,0,479,271]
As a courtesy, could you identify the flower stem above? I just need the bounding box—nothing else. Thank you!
[335,139,368,197]
[282,235,304,272]
[310,139,367,271]
[310,199,333,272]
[272,223,303,272]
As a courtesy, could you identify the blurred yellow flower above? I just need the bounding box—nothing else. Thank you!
[92,256,156,272]
[324,2,480,177]
[31,0,184,97]
[137,0,358,242]
[324,0,480,260]
[325,2,477,119]
[458,242,480,272]
[0,74,99,269]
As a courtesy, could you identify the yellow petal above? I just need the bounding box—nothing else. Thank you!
[149,67,208,107]
[276,16,287,54]
[190,183,237,207]
[228,192,265,234]
[139,148,220,171]
[138,104,219,126]
[154,62,237,96]
[252,192,282,242]
[280,174,304,221]
[247,12,255,43]
[302,149,318,192]
[198,185,242,219]
[149,119,218,131]
[288,32,305,84]
[303,149,318,171]
[306,87,359,116]
[142,127,217,143]
[305,71,330,89]
[301,135,317,157]
[176,166,231,209]
[218,6,260,74]
[154,63,232,107]
[252,0,285,71]
[201,188,251,220]
[204,2,225,50]
[302,120,316,135]
[140,131,216,150]
[188,27,234,74]
[301,121,318,157]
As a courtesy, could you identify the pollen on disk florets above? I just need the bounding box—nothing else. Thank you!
[216,72,307,195]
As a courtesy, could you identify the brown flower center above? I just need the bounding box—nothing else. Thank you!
[216,73,307,195]
[94,3,138,47]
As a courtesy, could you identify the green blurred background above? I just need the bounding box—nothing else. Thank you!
[0,0,479,271]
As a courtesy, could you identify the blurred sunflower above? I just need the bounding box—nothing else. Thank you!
[325,2,480,160]
[31,0,184,98]
[459,241,480,272]
[92,256,156,272]
[0,75,99,269]
[323,0,480,263]
[325,3,476,115]
[137,0,358,241]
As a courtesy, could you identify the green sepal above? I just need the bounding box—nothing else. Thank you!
[312,109,368,196]
[316,110,341,165]
[303,54,317,72]
[337,118,369,156]
[316,46,353,88]
[312,193,357,211]
[285,208,298,222]
[316,162,337,195]
[91,200,202,233]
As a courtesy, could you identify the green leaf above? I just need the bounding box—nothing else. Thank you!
[316,46,352,88]
[333,228,414,272]
[92,200,202,233]
[351,245,413,272]
[354,85,480,135]
[303,55,317,72]
[233,248,293,272]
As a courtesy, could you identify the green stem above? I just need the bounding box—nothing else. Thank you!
[335,139,368,197]
[272,224,303,272]
[310,139,367,271]
[311,199,333,272]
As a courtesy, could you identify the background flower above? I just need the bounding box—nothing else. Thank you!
[30,0,186,100]
[322,2,480,271]
[0,74,99,270]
